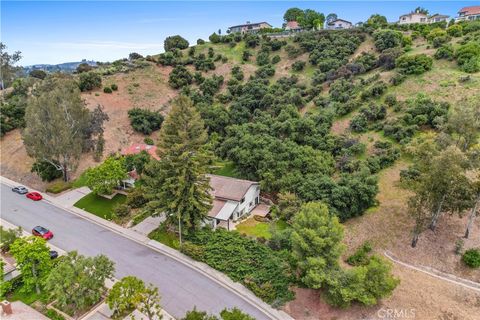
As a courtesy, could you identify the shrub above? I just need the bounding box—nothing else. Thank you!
[256,51,270,66]
[143,137,154,145]
[427,28,450,48]
[29,69,47,79]
[103,87,112,93]
[31,160,63,182]
[291,61,306,72]
[110,84,118,91]
[164,35,189,51]
[209,33,221,43]
[242,50,251,62]
[255,65,275,78]
[76,63,93,73]
[127,108,164,135]
[0,226,22,253]
[360,81,387,100]
[46,181,73,194]
[378,47,403,70]
[78,71,102,91]
[168,65,193,89]
[447,24,463,37]
[114,204,131,217]
[271,55,281,64]
[180,242,205,261]
[373,29,403,51]
[197,38,205,45]
[456,42,480,73]
[396,54,433,75]
[284,44,302,58]
[128,52,143,60]
[455,239,464,255]
[231,65,244,81]
[384,94,397,107]
[462,248,480,268]
[434,44,454,60]
[346,242,373,266]
[126,187,149,208]
[390,73,406,85]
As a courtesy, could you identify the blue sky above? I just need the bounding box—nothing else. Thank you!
[2,1,478,65]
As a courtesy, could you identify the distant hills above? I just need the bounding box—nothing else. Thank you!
[23,60,97,74]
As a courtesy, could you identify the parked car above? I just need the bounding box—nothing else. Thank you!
[49,250,59,259]
[32,226,53,240]
[12,186,28,194]
[26,192,43,201]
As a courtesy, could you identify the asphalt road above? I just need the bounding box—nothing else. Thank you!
[0,183,270,320]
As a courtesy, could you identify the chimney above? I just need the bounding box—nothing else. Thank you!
[1,300,13,315]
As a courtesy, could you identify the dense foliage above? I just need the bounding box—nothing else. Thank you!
[164,35,189,51]
[127,108,164,134]
[78,71,102,91]
[182,228,294,305]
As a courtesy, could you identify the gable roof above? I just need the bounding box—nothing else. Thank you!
[330,18,352,24]
[400,12,428,18]
[207,174,258,202]
[229,22,272,29]
[459,6,480,16]
[429,14,449,19]
[121,143,160,160]
[286,20,300,29]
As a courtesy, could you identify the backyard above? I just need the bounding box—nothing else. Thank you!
[236,218,288,239]
[73,193,126,220]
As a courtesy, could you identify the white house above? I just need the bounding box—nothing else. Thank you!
[428,14,450,24]
[227,21,272,34]
[399,12,428,24]
[326,19,353,30]
[456,6,480,22]
[205,174,260,230]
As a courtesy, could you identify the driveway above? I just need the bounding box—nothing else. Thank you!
[0,183,273,320]
[54,186,91,207]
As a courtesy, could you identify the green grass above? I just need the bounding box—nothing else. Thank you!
[236,219,288,239]
[71,171,88,188]
[149,224,179,249]
[73,193,126,220]
[212,160,240,178]
[9,286,48,305]
[46,180,73,194]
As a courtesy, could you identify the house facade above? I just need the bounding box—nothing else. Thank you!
[205,174,260,230]
[285,20,302,32]
[399,12,428,24]
[326,19,353,30]
[456,6,480,22]
[429,14,450,23]
[228,21,272,34]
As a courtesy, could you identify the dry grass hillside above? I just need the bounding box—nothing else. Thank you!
[1,29,479,319]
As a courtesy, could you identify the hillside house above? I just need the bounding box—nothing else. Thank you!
[456,6,480,22]
[285,20,302,32]
[326,19,353,30]
[227,21,272,34]
[121,143,160,160]
[205,174,260,230]
[429,14,450,23]
[399,12,428,24]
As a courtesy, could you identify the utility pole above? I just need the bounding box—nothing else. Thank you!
[178,213,182,246]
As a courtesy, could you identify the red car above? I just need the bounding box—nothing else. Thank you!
[26,192,43,201]
[32,226,54,240]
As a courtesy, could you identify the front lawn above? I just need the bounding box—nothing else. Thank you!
[236,218,288,239]
[148,223,179,249]
[73,193,126,220]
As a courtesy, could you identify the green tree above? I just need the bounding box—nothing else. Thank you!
[23,77,90,181]
[144,95,213,235]
[10,236,52,294]
[0,42,22,89]
[164,35,189,51]
[182,308,218,320]
[414,7,429,14]
[85,157,127,195]
[365,14,388,30]
[0,260,11,297]
[290,202,344,288]
[445,98,480,151]
[138,284,163,320]
[45,251,115,312]
[283,7,304,22]
[220,308,255,320]
[326,13,338,25]
[0,226,22,252]
[107,276,145,317]
[29,69,47,80]
[297,9,325,30]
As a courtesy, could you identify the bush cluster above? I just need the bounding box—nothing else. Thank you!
[395,54,433,75]
[78,71,102,91]
[168,65,193,89]
[127,108,164,135]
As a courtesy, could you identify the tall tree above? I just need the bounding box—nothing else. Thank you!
[290,202,344,287]
[326,13,338,25]
[283,7,304,22]
[22,77,90,181]
[144,95,213,234]
[0,42,22,89]
[297,9,325,30]
[464,175,480,239]
[445,98,480,152]
[10,236,52,294]
[414,7,429,15]
[45,251,115,312]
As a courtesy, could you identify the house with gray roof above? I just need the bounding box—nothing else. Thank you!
[206,174,260,230]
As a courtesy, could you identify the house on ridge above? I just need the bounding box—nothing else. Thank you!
[285,20,302,32]
[227,21,272,34]
[326,18,353,30]
[456,6,480,22]
[206,174,260,231]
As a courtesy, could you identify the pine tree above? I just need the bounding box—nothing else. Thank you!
[144,95,213,234]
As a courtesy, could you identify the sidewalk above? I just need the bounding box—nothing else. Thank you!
[1,176,293,320]
[55,186,92,207]
[131,215,165,236]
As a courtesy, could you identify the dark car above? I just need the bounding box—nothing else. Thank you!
[32,226,53,240]
[12,186,28,194]
[49,250,59,259]
[26,192,43,201]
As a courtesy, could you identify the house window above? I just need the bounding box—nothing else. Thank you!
[240,197,245,204]
[420,18,426,22]
[249,201,253,208]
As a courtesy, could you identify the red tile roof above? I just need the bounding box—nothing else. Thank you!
[459,6,480,16]
[121,143,160,160]
[286,21,300,29]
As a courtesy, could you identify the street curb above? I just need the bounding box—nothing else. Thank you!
[1,176,293,320]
